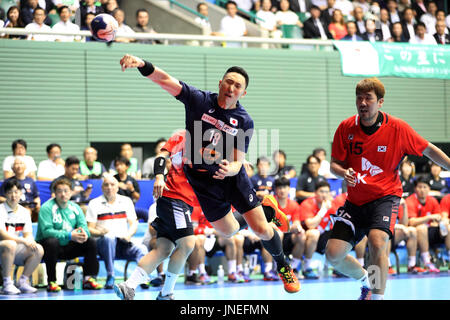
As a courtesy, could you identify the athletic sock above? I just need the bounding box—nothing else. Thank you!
[264,262,273,273]
[228,260,237,274]
[126,266,148,290]
[198,264,207,275]
[408,256,416,268]
[161,271,178,296]
[303,258,312,270]
[291,258,302,271]
[421,252,431,265]
[237,264,244,273]
[261,229,288,269]
[371,294,384,300]
[358,269,371,289]
[357,258,364,267]
[233,211,248,230]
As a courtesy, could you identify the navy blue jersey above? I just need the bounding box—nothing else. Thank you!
[250,174,275,194]
[0,177,39,205]
[176,81,254,174]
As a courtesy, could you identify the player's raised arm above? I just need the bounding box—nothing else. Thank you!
[422,142,450,171]
[119,54,182,97]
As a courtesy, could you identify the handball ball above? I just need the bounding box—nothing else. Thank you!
[90,13,119,42]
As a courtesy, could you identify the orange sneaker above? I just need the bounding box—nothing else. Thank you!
[277,265,300,293]
[262,195,290,233]
[388,267,397,276]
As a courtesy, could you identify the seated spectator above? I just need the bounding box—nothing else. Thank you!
[271,149,296,180]
[362,19,382,42]
[109,143,141,179]
[256,0,283,42]
[219,1,248,48]
[103,0,119,15]
[3,139,37,180]
[334,0,353,19]
[37,143,65,181]
[79,147,106,179]
[35,178,103,292]
[81,11,96,41]
[298,180,335,279]
[288,0,312,14]
[341,21,363,41]
[378,8,391,41]
[132,8,159,44]
[194,2,221,37]
[313,147,334,179]
[327,8,347,40]
[352,6,366,35]
[113,156,140,204]
[52,5,81,42]
[86,174,148,289]
[386,0,401,24]
[142,138,167,179]
[250,156,275,200]
[50,156,93,210]
[409,22,437,44]
[407,176,447,273]
[352,0,370,14]
[24,7,54,41]
[295,154,327,204]
[426,162,447,199]
[401,8,415,42]
[388,21,407,42]
[434,20,450,45]
[441,192,450,222]
[398,157,415,198]
[79,0,104,29]
[321,0,335,27]
[0,178,44,295]
[1,6,26,40]
[234,0,258,13]
[275,0,303,29]
[52,0,80,15]
[302,5,332,39]
[21,0,53,26]
[397,0,411,13]
[0,157,41,222]
[412,0,427,21]
[420,1,437,36]
[112,8,135,43]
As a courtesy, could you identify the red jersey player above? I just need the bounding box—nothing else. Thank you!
[325,77,450,300]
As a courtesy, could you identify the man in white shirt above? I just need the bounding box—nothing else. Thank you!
[37,143,65,181]
[334,0,353,19]
[3,139,37,180]
[0,179,44,295]
[420,1,437,36]
[113,8,135,43]
[379,8,391,41]
[86,175,148,289]
[220,1,248,48]
[25,7,54,41]
[409,22,437,44]
[52,5,81,42]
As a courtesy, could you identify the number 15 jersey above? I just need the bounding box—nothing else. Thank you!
[331,112,428,206]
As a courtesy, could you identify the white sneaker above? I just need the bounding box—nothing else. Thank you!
[2,282,21,295]
[17,279,38,294]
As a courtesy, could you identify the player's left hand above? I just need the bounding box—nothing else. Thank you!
[120,54,145,72]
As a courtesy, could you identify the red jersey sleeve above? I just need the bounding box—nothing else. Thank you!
[331,121,349,163]
[406,195,418,218]
[161,131,185,156]
[299,198,316,221]
[430,197,441,215]
[441,194,450,215]
[398,119,429,157]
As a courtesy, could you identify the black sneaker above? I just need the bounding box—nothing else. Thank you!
[184,274,201,285]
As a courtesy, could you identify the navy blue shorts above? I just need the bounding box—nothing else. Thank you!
[183,165,260,222]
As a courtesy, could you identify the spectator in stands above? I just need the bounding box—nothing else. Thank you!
[407,176,445,273]
[113,156,140,204]
[401,7,416,42]
[79,0,104,29]
[52,0,80,15]
[411,0,427,20]
[52,5,81,42]
[1,6,25,39]
[362,18,382,42]
[103,0,118,15]
[3,139,37,180]
[37,143,65,181]
[321,0,336,27]
[288,0,312,14]
[271,150,296,180]
[398,0,411,13]
[434,19,450,45]
[295,154,327,204]
[299,180,335,279]
[386,0,400,24]
[341,21,363,40]
[234,0,258,13]
[133,8,159,44]
[86,174,148,289]
[21,0,53,26]
[327,8,347,39]
[113,8,135,43]
[24,7,54,41]
[0,157,41,222]
[256,0,283,43]
[334,0,353,19]
[420,1,437,36]
[352,6,366,35]
[389,21,407,42]
[79,147,106,179]
[36,178,103,292]
[410,21,437,44]
[378,8,391,41]
[275,0,304,29]
[426,162,447,199]
[273,177,305,274]
[219,1,248,48]
[399,157,416,198]
[81,11,96,41]
[352,0,370,14]
[303,5,332,39]
[251,156,275,200]
[142,138,167,179]
[109,143,141,179]
[50,156,93,210]
[0,179,44,295]
[313,148,334,179]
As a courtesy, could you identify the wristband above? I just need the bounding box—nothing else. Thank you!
[154,156,166,175]
[138,60,155,77]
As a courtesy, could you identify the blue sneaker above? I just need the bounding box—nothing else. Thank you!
[303,268,319,279]
[104,275,115,289]
[150,275,164,287]
[358,286,372,300]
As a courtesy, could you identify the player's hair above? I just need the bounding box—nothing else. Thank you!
[274,177,290,189]
[3,178,21,194]
[224,66,249,89]
[315,180,330,191]
[12,139,27,152]
[114,155,130,167]
[355,77,385,100]
[46,143,61,154]
[414,176,430,188]
[53,177,73,191]
[256,156,270,165]
[65,156,80,167]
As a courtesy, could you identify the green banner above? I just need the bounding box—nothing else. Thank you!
[333,41,450,79]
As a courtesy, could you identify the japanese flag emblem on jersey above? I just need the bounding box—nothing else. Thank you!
[230,117,238,126]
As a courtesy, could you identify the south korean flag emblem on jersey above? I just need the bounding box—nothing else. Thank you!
[230,117,238,127]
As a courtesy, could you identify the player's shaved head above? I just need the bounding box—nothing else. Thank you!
[356,77,385,100]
